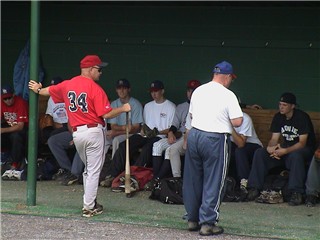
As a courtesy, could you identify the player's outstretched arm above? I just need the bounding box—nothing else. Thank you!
[29,80,50,96]
[103,103,131,119]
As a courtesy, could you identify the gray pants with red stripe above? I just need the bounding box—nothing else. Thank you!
[183,128,230,225]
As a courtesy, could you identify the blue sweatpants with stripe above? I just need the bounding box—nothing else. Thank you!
[183,128,230,225]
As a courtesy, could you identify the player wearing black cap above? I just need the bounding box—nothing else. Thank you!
[246,92,316,206]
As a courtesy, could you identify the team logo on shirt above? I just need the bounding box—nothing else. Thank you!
[281,125,298,141]
[3,112,18,126]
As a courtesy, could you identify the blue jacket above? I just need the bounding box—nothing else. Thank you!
[13,40,45,101]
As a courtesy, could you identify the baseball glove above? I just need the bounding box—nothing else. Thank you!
[142,124,159,138]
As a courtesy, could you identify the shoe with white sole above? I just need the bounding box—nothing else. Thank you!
[11,170,24,180]
[82,202,103,218]
[2,169,13,180]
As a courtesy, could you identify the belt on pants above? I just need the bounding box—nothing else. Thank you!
[72,124,100,132]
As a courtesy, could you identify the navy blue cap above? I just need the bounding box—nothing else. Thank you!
[116,78,130,88]
[149,80,164,92]
[1,84,14,99]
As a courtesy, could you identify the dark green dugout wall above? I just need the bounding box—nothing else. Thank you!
[2,2,319,111]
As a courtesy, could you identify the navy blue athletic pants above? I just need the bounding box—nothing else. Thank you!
[183,128,230,225]
[248,147,314,193]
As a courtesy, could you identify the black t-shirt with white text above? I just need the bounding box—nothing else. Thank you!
[270,109,316,150]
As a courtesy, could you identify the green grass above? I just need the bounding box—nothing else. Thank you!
[1,181,320,239]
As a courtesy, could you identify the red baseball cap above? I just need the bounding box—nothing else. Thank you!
[80,55,108,68]
[187,79,201,90]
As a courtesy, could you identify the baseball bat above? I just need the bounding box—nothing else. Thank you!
[124,112,131,197]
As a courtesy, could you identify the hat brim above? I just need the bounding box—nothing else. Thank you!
[279,100,297,105]
[116,85,130,89]
[98,62,108,67]
[213,71,237,79]
[149,87,163,92]
[1,93,13,99]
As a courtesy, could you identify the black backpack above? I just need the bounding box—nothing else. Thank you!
[149,177,183,204]
[21,157,59,181]
[222,176,241,202]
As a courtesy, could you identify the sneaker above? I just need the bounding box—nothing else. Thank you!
[100,175,114,188]
[305,194,318,207]
[246,188,260,201]
[199,224,224,236]
[188,221,200,231]
[239,179,248,201]
[52,168,68,181]
[2,169,13,180]
[182,212,188,220]
[82,202,103,218]
[267,191,284,204]
[240,178,248,188]
[94,202,103,212]
[255,190,270,203]
[61,173,78,186]
[257,190,284,204]
[11,170,24,180]
[288,192,302,206]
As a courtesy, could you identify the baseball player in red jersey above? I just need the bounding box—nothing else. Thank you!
[1,85,29,180]
[29,55,131,217]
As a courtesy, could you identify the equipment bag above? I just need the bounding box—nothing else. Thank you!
[222,176,243,202]
[149,177,183,204]
[112,166,153,191]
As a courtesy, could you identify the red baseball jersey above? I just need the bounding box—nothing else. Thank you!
[49,76,112,127]
[1,96,29,126]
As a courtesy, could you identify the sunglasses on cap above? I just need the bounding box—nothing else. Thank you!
[3,96,13,101]
[92,66,102,73]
